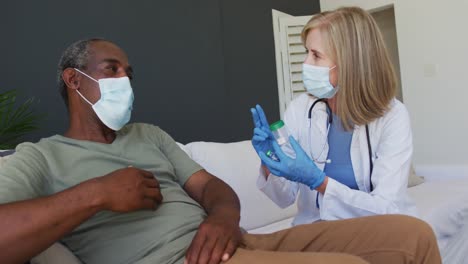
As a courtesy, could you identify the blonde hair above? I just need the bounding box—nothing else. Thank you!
[301,7,397,130]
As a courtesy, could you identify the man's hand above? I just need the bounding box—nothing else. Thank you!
[95,167,163,212]
[185,211,242,264]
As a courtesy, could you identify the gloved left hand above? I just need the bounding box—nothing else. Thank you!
[258,136,326,190]
[250,104,275,156]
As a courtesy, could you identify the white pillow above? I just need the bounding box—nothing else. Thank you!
[408,164,425,187]
[186,140,297,231]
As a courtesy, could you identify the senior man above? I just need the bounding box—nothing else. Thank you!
[0,39,441,264]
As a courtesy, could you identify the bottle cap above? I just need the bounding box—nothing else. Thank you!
[269,120,285,131]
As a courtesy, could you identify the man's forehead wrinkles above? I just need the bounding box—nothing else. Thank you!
[99,58,122,64]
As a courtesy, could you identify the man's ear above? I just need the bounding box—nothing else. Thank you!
[62,68,81,90]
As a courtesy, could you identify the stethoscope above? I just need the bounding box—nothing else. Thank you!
[307,98,374,194]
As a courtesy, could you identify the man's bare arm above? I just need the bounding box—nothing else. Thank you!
[0,180,101,263]
[0,167,162,264]
[183,170,242,264]
[184,170,240,219]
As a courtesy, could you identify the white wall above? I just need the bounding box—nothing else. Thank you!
[320,0,394,12]
[320,0,468,168]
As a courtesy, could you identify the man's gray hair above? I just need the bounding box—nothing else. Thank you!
[57,38,105,108]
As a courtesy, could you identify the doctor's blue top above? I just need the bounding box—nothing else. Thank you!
[323,113,359,190]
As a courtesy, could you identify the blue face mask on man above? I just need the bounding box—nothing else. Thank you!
[302,63,338,99]
[74,68,134,131]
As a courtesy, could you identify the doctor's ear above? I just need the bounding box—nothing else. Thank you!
[62,68,81,90]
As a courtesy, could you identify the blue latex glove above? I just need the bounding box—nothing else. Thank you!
[250,104,275,156]
[259,136,326,190]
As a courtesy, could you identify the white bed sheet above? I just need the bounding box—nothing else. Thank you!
[441,223,468,264]
[408,178,468,250]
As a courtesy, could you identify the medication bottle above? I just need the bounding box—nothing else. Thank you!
[267,120,296,160]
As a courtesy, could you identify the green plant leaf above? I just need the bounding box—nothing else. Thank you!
[0,89,43,149]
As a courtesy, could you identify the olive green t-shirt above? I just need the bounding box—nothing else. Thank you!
[0,123,206,264]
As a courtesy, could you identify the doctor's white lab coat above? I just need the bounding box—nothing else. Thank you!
[257,94,418,225]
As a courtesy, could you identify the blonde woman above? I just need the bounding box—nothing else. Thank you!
[251,6,417,224]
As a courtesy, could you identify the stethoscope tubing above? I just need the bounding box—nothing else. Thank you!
[307,98,374,193]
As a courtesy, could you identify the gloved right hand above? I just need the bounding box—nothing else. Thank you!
[258,136,326,190]
[250,104,275,155]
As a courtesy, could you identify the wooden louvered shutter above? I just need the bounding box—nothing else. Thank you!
[272,10,313,119]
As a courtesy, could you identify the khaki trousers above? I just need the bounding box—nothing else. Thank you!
[226,215,441,264]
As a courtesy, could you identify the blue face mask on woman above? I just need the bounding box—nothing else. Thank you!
[74,68,134,131]
[302,63,338,99]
